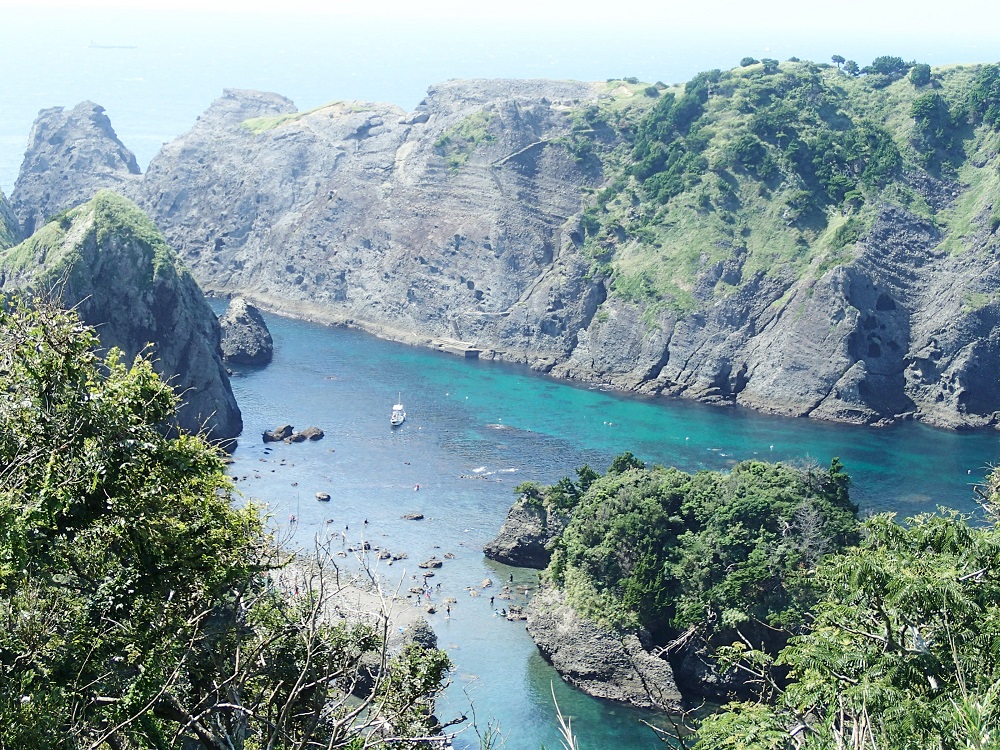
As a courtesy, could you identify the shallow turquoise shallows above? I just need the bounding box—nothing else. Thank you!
[222,307,998,750]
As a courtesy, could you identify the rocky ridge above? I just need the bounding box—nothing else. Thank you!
[10,75,1000,430]
[11,101,140,238]
[0,190,241,441]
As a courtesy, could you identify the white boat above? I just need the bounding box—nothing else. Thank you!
[390,394,406,427]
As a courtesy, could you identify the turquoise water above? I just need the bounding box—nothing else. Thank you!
[221,307,998,749]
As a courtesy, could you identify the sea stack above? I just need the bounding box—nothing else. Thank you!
[219,296,274,365]
[0,190,242,442]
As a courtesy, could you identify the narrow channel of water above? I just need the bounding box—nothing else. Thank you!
[221,308,998,749]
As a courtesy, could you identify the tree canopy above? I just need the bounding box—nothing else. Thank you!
[541,455,858,640]
[695,503,1000,749]
[0,298,451,749]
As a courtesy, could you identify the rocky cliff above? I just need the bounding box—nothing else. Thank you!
[526,586,682,711]
[0,191,241,441]
[10,65,1000,430]
[11,101,140,238]
[483,495,569,569]
[0,189,18,250]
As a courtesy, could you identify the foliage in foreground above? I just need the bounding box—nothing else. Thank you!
[0,298,451,750]
[695,504,1000,749]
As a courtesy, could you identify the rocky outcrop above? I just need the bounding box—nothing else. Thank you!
[483,496,569,569]
[11,83,1000,430]
[526,586,681,710]
[0,191,241,442]
[219,296,273,365]
[553,203,1000,430]
[11,101,140,238]
[0,190,19,249]
[263,424,294,442]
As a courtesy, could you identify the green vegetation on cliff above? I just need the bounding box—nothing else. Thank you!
[0,190,178,291]
[435,109,498,171]
[529,450,1000,748]
[563,58,1000,315]
[537,454,858,639]
[0,190,17,250]
[0,300,451,749]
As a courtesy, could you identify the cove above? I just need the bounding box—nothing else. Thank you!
[221,308,999,750]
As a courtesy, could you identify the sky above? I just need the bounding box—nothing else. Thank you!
[6,0,1000,35]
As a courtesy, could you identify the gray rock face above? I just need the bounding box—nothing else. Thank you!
[11,101,140,237]
[219,296,273,365]
[0,191,241,442]
[526,587,681,710]
[0,190,19,249]
[483,496,568,569]
[555,204,1000,430]
[11,85,1000,430]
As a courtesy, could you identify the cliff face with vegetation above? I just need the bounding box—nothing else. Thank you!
[0,189,18,250]
[11,61,1000,429]
[0,191,241,441]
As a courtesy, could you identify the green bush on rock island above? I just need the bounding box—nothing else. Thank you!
[516,453,1000,748]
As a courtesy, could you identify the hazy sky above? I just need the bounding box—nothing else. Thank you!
[7,0,1000,35]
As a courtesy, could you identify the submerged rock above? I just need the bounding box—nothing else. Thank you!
[286,426,324,442]
[263,424,294,442]
[219,297,273,365]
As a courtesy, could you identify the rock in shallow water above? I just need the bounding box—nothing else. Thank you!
[219,297,273,365]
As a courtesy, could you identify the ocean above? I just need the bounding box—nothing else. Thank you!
[221,308,998,749]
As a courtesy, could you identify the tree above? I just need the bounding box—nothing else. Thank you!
[740,57,759,67]
[831,54,845,70]
[910,62,932,86]
[696,506,1000,749]
[0,298,452,749]
[844,59,860,76]
[968,63,1000,127]
[608,451,646,474]
[760,58,780,74]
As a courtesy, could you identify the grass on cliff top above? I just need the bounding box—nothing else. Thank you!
[0,212,74,281]
[242,100,373,134]
[434,109,498,171]
[574,60,1000,317]
[90,190,180,282]
[935,127,1000,255]
[0,191,180,290]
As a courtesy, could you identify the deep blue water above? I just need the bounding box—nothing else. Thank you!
[220,306,998,750]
